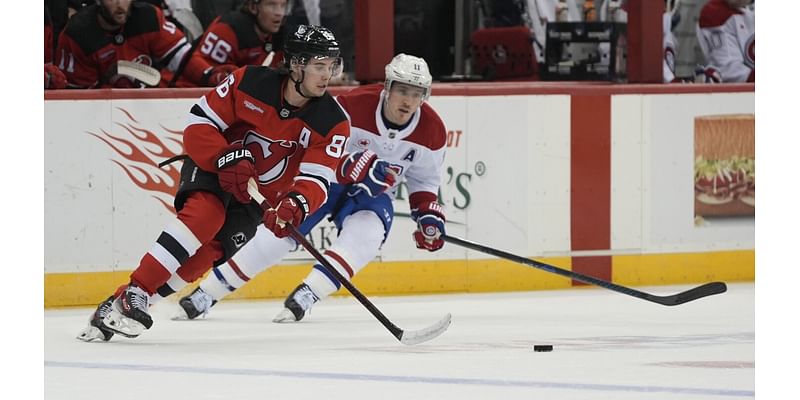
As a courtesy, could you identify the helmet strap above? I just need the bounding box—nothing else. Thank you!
[290,69,314,99]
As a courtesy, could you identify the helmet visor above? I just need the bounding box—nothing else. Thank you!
[292,56,343,78]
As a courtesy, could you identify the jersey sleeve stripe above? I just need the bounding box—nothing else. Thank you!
[295,173,330,195]
[186,113,220,130]
[160,37,189,70]
[195,96,230,131]
[188,104,223,131]
[299,162,335,185]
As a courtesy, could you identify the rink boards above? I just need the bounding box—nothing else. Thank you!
[43,83,755,307]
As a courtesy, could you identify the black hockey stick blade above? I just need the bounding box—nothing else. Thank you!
[442,234,727,306]
[247,179,450,345]
[647,281,727,306]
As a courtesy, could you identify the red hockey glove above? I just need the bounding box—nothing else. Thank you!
[45,64,67,89]
[337,150,398,197]
[203,64,238,87]
[411,201,446,252]
[695,65,721,83]
[215,144,256,204]
[264,193,310,238]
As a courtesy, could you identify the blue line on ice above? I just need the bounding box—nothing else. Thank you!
[45,360,754,397]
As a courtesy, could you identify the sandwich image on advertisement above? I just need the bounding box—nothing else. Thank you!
[694,114,754,218]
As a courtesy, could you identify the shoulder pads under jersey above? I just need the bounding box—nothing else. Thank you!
[219,10,262,49]
[123,3,161,37]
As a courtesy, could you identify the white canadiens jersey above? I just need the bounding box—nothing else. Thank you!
[696,0,755,83]
[335,84,447,198]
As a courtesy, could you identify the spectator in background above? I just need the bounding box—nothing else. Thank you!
[56,0,205,88]
[172,0,288,87]
[45,6,68,89]
[577,0,682,83]
[191,0,246,30]
[524,0,581,68]
[46,0,91,40]
[696,0,754,83]
[139,0,205,42]
[287,0,356,85]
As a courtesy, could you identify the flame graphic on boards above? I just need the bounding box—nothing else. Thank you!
[88,108,184,214]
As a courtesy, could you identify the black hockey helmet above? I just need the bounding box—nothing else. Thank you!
[284,25,341,67]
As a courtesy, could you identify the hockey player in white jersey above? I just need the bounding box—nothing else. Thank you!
[696,0,754,83]
[176,54,448,321]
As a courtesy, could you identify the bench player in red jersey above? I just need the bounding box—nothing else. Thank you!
[55,0,206,88]
[176,0,289,87]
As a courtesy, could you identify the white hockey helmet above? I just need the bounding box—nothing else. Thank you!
[384,54,432,101]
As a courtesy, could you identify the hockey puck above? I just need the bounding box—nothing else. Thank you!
[533,345,553,352]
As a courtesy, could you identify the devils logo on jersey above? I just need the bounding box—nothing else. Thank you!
[243,131,299,184]
[133,54,154,66]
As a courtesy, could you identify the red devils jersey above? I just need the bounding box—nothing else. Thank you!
[180,10,286,86]
[56,3,196,88]
[45,20,54,64]
[185,66,350,213]
[336,84,447,210]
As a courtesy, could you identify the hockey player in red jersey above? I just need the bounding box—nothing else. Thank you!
[175,54,448,323]
[45,6,67,89]
[175,0,289,87]
[77,24,351,341]
[696,0,754,83]
[55,0,206,88]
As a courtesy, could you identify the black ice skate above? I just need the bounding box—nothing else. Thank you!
[102,284,153,338]
[174,287,217,320]
[273,283,319,323]
[76,295,116,342]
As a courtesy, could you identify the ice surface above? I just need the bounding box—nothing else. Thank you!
[45,283,754,399]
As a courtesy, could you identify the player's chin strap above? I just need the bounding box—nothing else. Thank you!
[290,70,315,99]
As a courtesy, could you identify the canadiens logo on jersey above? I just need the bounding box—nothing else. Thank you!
[243,131,299,184]
[745,35,755,68]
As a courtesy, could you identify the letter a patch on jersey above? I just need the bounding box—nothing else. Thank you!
[402,149,416,162]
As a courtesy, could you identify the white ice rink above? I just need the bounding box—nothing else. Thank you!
[44,283,754,400]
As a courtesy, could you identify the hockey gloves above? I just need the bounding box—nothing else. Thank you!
[216,144,256,204]
[337,150,398,197]
[264,193,309,238]
[695,65,721,83]
[204,64,238,87]
[412,201,446,252]
[45,64,67,89]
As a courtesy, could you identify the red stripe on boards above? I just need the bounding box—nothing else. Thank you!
[570,95,612,285]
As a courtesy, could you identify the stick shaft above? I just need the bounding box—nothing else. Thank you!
[442,234,726,306]
[246,180,405,338]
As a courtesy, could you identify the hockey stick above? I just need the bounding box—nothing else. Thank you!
[247,179,451,345]
[441,234,727,306]
[116,60,162,87]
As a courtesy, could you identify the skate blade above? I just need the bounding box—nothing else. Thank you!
[170,306,191,321]
[76,325,110,342]
[102,311,146,338]
[272,308,298,323]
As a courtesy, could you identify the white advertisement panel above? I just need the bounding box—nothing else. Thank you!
[611,92,755,253]
[45,90,753,275]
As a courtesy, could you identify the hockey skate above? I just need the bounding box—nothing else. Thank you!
[76,295,116,342]
[102,284,153,338]
[173,287,217,320]
[273,283,319,323]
